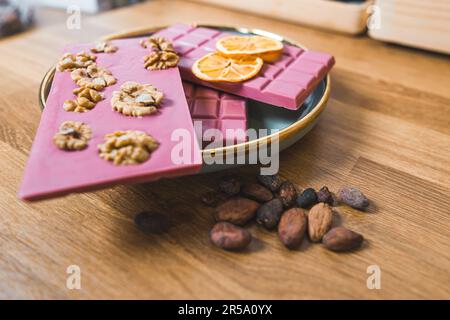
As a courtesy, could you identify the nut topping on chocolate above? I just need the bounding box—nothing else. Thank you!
[111,81,164,117]
[144,51,180,70]
[71,64,117,91]
[63,87,104,113]
[91,41,118,54]
[57,51,97,72]
[141,37,179,70]
[53,121,92,151]
[98,130,159,165]
[140,37,176,52]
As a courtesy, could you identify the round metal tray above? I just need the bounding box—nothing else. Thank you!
[39,24,331,172]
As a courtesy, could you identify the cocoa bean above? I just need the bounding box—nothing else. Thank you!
[134,211,170,234]
[296,188,317,208]
[218,176,241,196]
[242,183,273,202]
[214,197,260,225]
[316,186,334,205]
[256,198,283,230]
[257,174,282,192]
[322,226,364,252]
[278,181,298,208]
[308,203,333,242]
[337,186,369,210]
[201,191,229,207]
[278,208,307,249]
[210,222,252,251]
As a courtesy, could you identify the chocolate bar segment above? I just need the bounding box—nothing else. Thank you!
[20,38,202,200]
[183,82,247,147]
[153,24,334,110]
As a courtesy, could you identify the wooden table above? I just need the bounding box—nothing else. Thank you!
[0,0,449,299]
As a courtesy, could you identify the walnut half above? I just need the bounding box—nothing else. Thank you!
[57,52,97,72]
[53,121,92,151]
[91,41,118,54]
[63,87,104,113]
[111,81,164,117]
[98,130,159,165]
[140,37,180,70]
[140,37,175,52]
[144,51,179,70]
[71,64,117,91]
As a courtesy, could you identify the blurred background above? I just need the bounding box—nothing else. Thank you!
[1,0,448,55]
[0,0,146,34]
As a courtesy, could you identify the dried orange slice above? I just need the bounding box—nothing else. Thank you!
[192,52,263,83]
[216,35,283,62]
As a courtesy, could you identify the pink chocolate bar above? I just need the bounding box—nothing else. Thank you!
[153,23,335,110]
[19,38,202,201]
[183,82,247,147]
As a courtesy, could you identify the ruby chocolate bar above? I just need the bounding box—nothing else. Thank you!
[183,82,247,147]
[19,38,202,201]
[153,23,335,110]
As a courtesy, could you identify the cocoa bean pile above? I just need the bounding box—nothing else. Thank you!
[203,174,369,252]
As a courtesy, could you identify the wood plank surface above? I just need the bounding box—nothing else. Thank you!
[0,0,449,299]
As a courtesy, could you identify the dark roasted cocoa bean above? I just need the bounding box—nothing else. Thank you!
[278,181,298,208]
[242,183,273,202]
[296,188,317,208]
[214,197,260,226]
[322,226,364,252]
[337,186,369,210]
[278,208,307,249]
[257,174,282,192]
[210,222,252,251]
[201,191,229,207]
[316,186,334,205]
[218,176,241,196]
[256,198,284,230]
[134,211,170,234]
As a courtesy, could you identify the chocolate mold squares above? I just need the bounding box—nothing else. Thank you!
[20,37,202,201]
[153,23,335,110]
[183,82,247,147]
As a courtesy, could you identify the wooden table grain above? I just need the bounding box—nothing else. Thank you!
[0,0,449,299]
